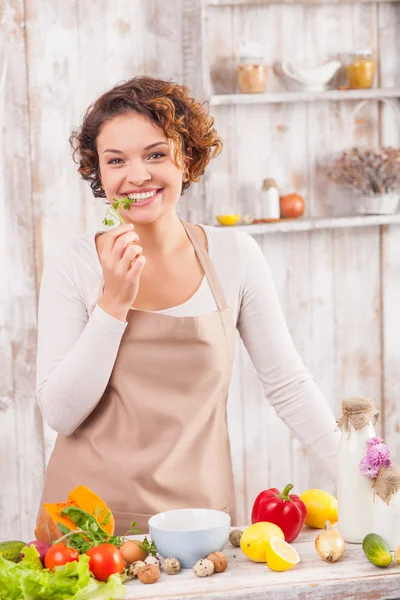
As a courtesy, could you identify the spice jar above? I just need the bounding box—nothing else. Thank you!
[237,52,268,94]
[346,50,376,89]
[336,397,380,543]
[372,464,400,551]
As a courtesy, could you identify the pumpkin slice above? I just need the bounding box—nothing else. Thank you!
[35,485,115,543]
[68,485,115,535]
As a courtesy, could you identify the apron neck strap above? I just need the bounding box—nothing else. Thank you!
[181,221,228,311]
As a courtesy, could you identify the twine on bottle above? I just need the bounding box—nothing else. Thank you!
[336,396,380,432]
[262,178,277,191]
[373,464,400,505]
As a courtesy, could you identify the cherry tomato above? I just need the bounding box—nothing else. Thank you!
[86,543,124,581]
[44,543,79,570]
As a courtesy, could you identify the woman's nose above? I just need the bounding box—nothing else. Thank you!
[127,160,151,185]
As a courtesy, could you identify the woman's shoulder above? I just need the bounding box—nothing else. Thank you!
[200,224,259,259]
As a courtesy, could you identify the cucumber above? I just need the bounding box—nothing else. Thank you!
[362,533,392,567]
[0,540,27,562]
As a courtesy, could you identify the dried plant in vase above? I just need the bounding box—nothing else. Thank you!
[328,147,400,215]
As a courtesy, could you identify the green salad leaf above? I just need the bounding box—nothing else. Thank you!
[20,545,45,571]
[0,545,126,600]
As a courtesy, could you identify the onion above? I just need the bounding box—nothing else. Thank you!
[315,521,345,563]
[279,193,305,219]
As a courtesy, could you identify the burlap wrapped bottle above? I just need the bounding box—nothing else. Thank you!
[336,396,380,433]
[336,396,379,544]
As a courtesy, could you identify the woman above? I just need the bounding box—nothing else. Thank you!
[36,76,339,534]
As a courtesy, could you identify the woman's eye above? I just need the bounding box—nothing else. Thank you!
[148,152,165,160]
[107,158,124,165]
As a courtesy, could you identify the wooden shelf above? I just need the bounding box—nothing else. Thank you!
[210,88,400,106]
[219,214,400,234]
[207,0,400,6]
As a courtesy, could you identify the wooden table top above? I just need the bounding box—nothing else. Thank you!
[124,527,400,600]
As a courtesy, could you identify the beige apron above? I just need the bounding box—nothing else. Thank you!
[38,222,236,534]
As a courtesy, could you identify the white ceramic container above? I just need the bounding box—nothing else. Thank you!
[148,508,231,568]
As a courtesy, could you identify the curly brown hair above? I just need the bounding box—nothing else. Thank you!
[70,76,223,198]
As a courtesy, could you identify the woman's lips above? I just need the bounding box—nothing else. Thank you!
[120,189,163,208]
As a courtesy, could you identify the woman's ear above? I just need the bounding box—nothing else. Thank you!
[182,148,192,182]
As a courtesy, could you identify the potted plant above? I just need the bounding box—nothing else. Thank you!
[328,147,400,215]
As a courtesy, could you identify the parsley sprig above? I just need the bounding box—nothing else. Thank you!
[54,506,157,555]
[102,195,137,227]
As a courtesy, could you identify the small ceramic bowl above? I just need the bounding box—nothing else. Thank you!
[148,508,231,568]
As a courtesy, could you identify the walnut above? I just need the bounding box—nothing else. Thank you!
[229,529,243,547]
[144,555,161,569]
[162,557,181,574]
[128,560,146,578]
[192,558,214,577]
[207,551,228,573]
[138,564,161,584]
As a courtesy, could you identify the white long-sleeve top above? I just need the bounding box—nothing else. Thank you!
[36,225,340,479]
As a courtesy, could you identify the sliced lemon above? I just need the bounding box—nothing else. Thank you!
[216,214,240,226]
[240,522,284,563]
[265,537,300,572]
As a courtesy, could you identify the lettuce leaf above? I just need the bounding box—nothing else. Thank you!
[20,545,45,571]
[0,546,126,600]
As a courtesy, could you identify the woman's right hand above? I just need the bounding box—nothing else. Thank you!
[97,224,146,321]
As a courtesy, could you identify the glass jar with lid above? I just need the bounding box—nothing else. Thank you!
[236,43,268,94]
[345,50,376,89]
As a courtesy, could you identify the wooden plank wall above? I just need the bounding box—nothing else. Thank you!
[1,0,399,540]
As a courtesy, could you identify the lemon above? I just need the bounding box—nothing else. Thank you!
[265,537,300,572]
[394,545,400,564]
[216,214,240,226]
[300,489,338,529]
[240,522,284,562]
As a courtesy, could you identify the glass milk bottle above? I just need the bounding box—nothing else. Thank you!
[261,179,280,220]
[336,397,379,543]
[372,464,400,551]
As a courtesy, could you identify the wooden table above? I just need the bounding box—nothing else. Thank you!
[124,528,400,600]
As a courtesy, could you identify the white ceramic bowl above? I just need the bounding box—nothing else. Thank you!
[148,508,231,568]
[274,60,341,92]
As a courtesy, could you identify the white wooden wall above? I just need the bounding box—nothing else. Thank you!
[1,0,399,541]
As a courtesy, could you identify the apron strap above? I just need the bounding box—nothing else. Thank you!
[181,221,228,312]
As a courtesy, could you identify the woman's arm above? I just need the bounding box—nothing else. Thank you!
[36,253,127,436]
[236,233,340,481]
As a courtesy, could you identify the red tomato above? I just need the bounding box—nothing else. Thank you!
[44,543,79,570]
[86,543,124,581]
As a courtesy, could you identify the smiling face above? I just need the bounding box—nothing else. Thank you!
[97,112,186,225]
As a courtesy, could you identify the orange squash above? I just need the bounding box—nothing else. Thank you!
[35,485,115,543]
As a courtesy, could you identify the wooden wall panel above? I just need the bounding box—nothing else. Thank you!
[379,0,400,465]
[382,226,400,461]
[0,0,45,540]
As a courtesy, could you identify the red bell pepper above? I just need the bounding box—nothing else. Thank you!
[251,483,307,542]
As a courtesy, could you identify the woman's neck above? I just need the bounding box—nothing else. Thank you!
[132,211,187,256]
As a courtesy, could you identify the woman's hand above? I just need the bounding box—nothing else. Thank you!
[97,224,146,321]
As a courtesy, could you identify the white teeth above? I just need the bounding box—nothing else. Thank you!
[126,190,158,201]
